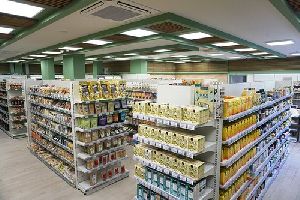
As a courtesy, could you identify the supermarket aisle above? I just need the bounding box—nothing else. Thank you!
[0,132,136,200]
[264,143,300,200]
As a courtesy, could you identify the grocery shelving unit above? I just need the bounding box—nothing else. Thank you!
[0,76,27,138]
[26,79,129,195]
[219,81,292,200]
[133,84,224,200]
[292,81,300,108]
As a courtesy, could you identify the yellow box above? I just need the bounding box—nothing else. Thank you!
[188,135,205,152]
[187,161,204,180]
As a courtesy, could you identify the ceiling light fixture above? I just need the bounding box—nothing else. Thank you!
[42,51,62,55]
[179,32,212,40]
[291,52,300,56]
[154,49,171,53]
[0,26,14,34]
[121,28,157,37]
[86,58,98,61]
[59,46,82,51]
[209,53,224,56]
[124,53,138,56]
[30,55,47,58]
[234,48,257,52]
[264,55,279,58]
[0,0,43,18]
[114,57,130,61]
[251,52,269,55]
[22,57,34,60]
[7,60,25,63]
[171,55,188,58]
[212,42,239,47]
[83,39,111,46]
[104,56,112,59]
[228,56,242,59]
[173,61,186,64]
[266,40,294,46]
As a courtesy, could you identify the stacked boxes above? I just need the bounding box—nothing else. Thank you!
[138,124,205,153]
[134,144,205,180]
[133,102,209,125]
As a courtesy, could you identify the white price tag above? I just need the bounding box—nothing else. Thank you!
[138,114,144,120]
[150,141,155,146]
[164,168,170,174]
[144,115,149,120]
[172,171,179,178]
[180,123,187,129]
[187,152,194,159]
[149,117,155,122]
[163,145,168,150]
[163,120,170,125]
[157,119,163,124]
[157,143,162,148]
[178,149,184,155]
[151,163,156,168]
[187,178,193,185]
[170,121,178,127]
[144,138,149,143]
[133,113,138,118]
[157,166,162,172]
[171,147,177,153]
[180,175,186,182]
[187,124,195,130]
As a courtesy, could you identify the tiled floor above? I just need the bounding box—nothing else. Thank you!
[1,131,300,200]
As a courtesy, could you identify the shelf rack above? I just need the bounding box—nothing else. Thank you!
[219,80,292,200]
[26,79,129,195]
[0,76,27,138]
[133,83,224,200]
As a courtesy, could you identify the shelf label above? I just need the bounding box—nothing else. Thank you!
[138,114,144,120]
[157,143,162,148]
[163,145,169,150]
[171,147,177,153]
[179,175,186,182]
[170,121,178,127]
[187,124,195,130]
[157,119,163,124]
[163,120,170,125]
[177,149,184,155]
[180,123,187,129]
[150,141,155,146]
[187,178,194,185]
[164,168,170,174]
[149,117,155,122]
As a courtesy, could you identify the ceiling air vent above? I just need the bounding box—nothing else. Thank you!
[80,0,159,22]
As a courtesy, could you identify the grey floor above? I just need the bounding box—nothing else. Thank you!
[0,132,136,200]
[1,132,300,200]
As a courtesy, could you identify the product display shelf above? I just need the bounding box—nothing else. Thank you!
[223,93,292,123]
[293,81,300,108]
[134,84,224,200]
[245,141,289,200]
[29,149,75,187]
[133,134,216,159]
[0,77,27,138]
[223,101,291,145]
[219,119,289,190]
[221,112,291,167]
[27,79,130,195]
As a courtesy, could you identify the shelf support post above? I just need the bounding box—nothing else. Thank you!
[41,58,55,80]
[130,60,148,74]
[63,54,85,80]
[93,60,103,78]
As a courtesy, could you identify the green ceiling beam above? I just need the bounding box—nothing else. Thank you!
[0,0,99,49]
[164,13,286,58]
[269,0,300,33]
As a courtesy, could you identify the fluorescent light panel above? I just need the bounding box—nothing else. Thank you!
[212,42,239,47]
[234,48,257,52]
[0,26,14,34]
[114,57,130,61]
[42,51,62,55]
[209,53,224,56]
[229,56,241,59]
[30,54,47,58]
[59,46,82,51]
[171,55,188,58]
[180,32,212,40]
[0,0,43,18]
[251,52,269,55]
[264,55,279,58]
[83,39,111,46]
[124,53,138,56]
[154,49,171,53]
[291,52,300,56]
[266,40,294,46]
[121,28,157,37]
[22,57,34,60]
[7,60,25,63]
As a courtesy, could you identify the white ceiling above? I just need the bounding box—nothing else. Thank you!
[0,0,299,61]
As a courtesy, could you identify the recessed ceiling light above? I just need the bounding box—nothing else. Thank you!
[154,49,171,53]
[229,56,241,59]
[173,61,186,64]
[42,51,62,55]
[30,55,47,58]
[291,52,300,56]
[264,55,279,58]
[136,56,148,59]
[59,46,82,51]
[7,60,25,63]
[121,28,157,37]
[104,56,112,59]
[171,55,188,58]
[251,52,269,55]
[181,59,191,62]
[212,42,239,47]
[22,57,34,60]
[0,27,14,34]
[266,40,294,46]
[86,58,98,61]
[154,60,163,62]
[234,48,257,52]
[209,53,224,56]
[0,0,43,18]
[179,32,212,40]
[83,39,111,46]
[124,53,138,56]
[114,57,130,61]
